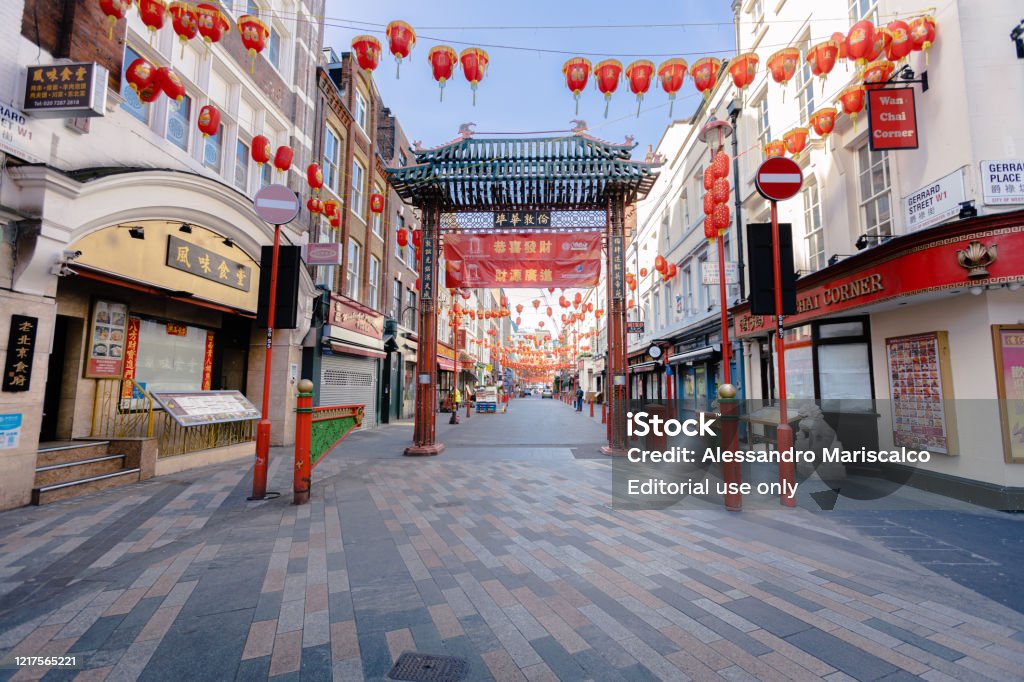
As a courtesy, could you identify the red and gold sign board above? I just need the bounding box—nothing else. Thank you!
[867,87,918,151]
[120,317,141,401]
[734,225,1024,339]
[166,322,188,336]
[328,294,384,340]
[202,331,215,390]
[994,325,1024,462]
[444,232,602,288]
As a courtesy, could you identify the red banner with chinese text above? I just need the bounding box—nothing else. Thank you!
[444,232,602,287]
[121,317,141,400]
[446,260,601,288]
[202,331,215,390]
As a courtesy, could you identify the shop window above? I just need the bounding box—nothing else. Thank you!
[166,93,191,151]
[346,239,361,300]
[803,176,825,271]
[818,344,872,400]
[132,319,211,394]
[120,47,151,124]
[858,145,892,237]
[368,255,380,310]
[203,123,224,173]
[324,126,341,192]
[350,159,366,216]
[234,138,250,191]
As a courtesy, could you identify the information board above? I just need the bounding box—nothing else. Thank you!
[885,332,957,454]
[152,390,260,427]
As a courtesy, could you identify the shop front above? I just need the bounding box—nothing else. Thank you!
[668,337,722,416]
[628,349,663,402]
[437,343,456,411]
[732,210,1024,506]
[321,294,385,429]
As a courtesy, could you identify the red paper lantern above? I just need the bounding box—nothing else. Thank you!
[640,267,648,277]
[386,20,416,77]
[546,306,553,317]
[728,52,759,91]
[656,58,687,117]
[846,20,875,71]
[155,66,185,102]
[412,230,421,248]
[712,151,730,179]
[137,83,161,103]
[516,304,523,314]
[863,60,896,85]
[563,57,592,114]
[712,177,729,203]
[273,146,293,173]
[169,2,197,55]
[593,59,623,118]
[396,228,409,248]
[323,201,339,218]
[628,300,635,309]
[867,27,892,63]
[238,15,270,73]
[809,107,837,138]
[307,163,323,191]
[654,255,667,273]
[703,192,715,216]
[690,57,721,102]
[713,203,731,234]
[351,35,382,73]
[574,292,582,305]
[460,48,489,105]
[886,20,913,63]
[197,104,220,137]
[307,197,323,215]
[538,321,545,328]
[251,135,272,165]
[831,32,849,60]
[532,299,541,310]
[703,217,717,240]
[125,58,156,95]
[624,60,655,117]
[909,15,937,65]
[767,47,800,91]
[703,166,715,191]
[196,3,229,48]
[587,302,594,312]
[99,0,132,40]
[837,85,866,131]
[784,127,809,157]
[763,140,786,158]
[428,45,458,101]
[806,40,840,81]
[370,193,385,213]
[547,287,556,293]
[595,309,604,318]
[666,263,677,279]
[628,279,637,291]
[329,213,341,229]
[137,0,167,38]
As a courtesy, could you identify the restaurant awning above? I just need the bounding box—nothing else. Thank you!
[629,361,658,373]
[668,344,719,365]
[438,358,456,371]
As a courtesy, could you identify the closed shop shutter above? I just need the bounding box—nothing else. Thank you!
[320,354,378,429]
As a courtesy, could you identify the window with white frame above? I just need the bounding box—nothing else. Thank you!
[391,279,402,319]
[234,138,250,191]
[203,123,224,173]
[857,145,893,238]
[350,159,366,216]
[316,220,334,288]
[267,25,281,70]
[120,47,150,124]
[750,0,764,29]
[355,90,368,131]
[368,255,380,310]
[848,0,878,22]
[803,176,825,271]
[372,186,384,237]
[405,290,417,331]
[166,94,191,151]
[698,251,709,310]
[395,213,405,258]
[682,265,693,316]
[260,160,272,187]
[346,239,362,300]
[653,289,661,329]
[661,212,670,244]
[324,127,341,192]
[680,190,690,229]
[405,235,417,270]
[756,95,771,149]
[664,279,673,323]
[796,35,815,124]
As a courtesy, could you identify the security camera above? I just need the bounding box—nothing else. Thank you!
[63,250,82,260]
[51,263,76,277]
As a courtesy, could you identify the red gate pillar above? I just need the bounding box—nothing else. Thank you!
[293,379,314,505]
[602,197,628,456]
[406,204,445,456]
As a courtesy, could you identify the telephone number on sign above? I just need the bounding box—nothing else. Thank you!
[7,656,80,668]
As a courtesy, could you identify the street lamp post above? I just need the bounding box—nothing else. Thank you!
[698,118,742,512]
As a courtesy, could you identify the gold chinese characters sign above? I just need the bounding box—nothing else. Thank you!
[23,62,106,118]
[166,235,251,291]
[3,315,37,392]
[493,211,551,228]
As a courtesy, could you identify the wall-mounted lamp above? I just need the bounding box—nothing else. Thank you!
[958,200,978,220]
[827,254,853,267]
[127,226,145,240]
[178,223,193,234]
[222,237,235,248]
[855,234,890,251]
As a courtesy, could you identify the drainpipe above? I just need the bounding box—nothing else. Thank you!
[728,104,747,404]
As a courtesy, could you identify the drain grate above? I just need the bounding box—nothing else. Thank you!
[388,652,468,682]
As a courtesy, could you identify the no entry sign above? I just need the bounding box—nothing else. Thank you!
[755,157,803,201]
[253,184,300,224]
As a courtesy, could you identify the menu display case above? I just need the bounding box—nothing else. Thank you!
[885,331,958,455]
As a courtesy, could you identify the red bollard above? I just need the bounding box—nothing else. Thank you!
[601,401,606,424]
[718,384,742,512]
[466,400,471,419]
[589,400,594,418]
[293,379,314,505]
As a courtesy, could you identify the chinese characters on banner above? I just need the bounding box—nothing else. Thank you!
[420,233,435,299]
[86,300,129,378]
[166,235,251,291]
[492,211,551,228]
[3,315,37,392]
[995,327,1024,461]
[610,236,625,300]
[203,331,215,390]
[444,232,602,288]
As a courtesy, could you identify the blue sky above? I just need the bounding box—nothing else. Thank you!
[323,0,736,156]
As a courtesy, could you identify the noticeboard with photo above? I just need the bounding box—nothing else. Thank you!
[885,331,958,455]
[85,299,129,378]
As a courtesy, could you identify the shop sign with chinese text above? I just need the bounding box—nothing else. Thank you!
[444,232,602,288]
[23,62,106,118]
[867,87,918,151]
[166,235,251,291]
[329,294,384,339]
[903,168,965,232]
[3,315,37,392]
[980,160,1024,205]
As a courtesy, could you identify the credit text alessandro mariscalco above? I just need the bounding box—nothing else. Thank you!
[626,411,932,464]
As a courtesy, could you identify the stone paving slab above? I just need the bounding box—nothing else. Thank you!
[0,398,1021,681]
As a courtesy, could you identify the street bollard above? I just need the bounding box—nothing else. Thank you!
[589,400,594,418]
[718,384,742,512]
[293,379,314,505]
[466,400,470,419]
[601,401,606,424]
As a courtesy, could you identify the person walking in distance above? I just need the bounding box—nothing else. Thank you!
[576,387,584,412]
[450,387,462,424]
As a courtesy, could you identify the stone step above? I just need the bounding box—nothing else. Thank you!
[31,468,141,505]
[36,440,110,467]
[34,454,127,488]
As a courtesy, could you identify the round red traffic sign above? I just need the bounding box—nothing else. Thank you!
[253,183,300,224]
[755,157,803,201]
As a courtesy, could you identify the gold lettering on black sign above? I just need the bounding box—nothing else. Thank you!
[166,235,251,291]
[3,315,37,392]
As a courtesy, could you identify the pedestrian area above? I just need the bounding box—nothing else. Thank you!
[0,399,1022,681]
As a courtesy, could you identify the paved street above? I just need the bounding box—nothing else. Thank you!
[1,397,1023,681]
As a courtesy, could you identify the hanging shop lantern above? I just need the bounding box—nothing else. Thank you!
[238,14,270,73]
[712,177,730,203]
[806,40,840,81]
[306,163,323,192]
[654,254,667,273]
[169,2,198,55]
[125,58,156,95]
[351,35,382,73]
[703,217,717,241]
[728,52,759,92]
[251,135,272,165]
[546,306,553,317]
[862,60,896,85]
[428,45,459,101]
[155,66,185,102]
[703,165,715,191]
[867,27,892,64]
[195,3,230,48]
[307,197,323,215]
[538,321,545,328]
[574,292,583,305]
[547,287,556,293]
[396,228,409,248]
[703,192,715,216]
[712,150,730,179]
[593,59,623,118]
[666,263,677,279]
[767,47,800,94]
[411,230,422,249]
[137,0,167,39]
[99,0,132,40]
[909,15,937,65]
[137,82,161,103]
[197,104,220,137]
[885,20,913,63]
[459,47,489,105]
[329,213,341,229]
[639,267,648,277]
[624,60,654,117]
[763,139,786,158]
[562,57,592,115]
[783,127,809,157]
[370,193,385,213]
[515,304,523,314]
[273,145,293,173]
[690,57,721,102]
[532,299,541,310]
[628,279,636,291]
[656,58,687,117]
[628,300,635,309]
[587,302,594,313]
[323,201,339,218]
[809,107,837,138]
[846,20,875,72]
[595,309,604,318]
[837,85,866,131]
[713,203,731,235]
[385,20,416,77]
[830,32,849,62]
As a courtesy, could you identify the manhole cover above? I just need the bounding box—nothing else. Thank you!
[388,652,468,682]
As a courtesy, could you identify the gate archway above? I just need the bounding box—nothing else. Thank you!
[387,131,659,455]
